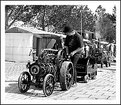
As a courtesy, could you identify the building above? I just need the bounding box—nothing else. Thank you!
[5,26,65,62]
[84,30,96,40]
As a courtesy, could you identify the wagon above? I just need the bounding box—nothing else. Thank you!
[76,39,97,83]
[18,32,75,96]
[102,50,111,67]
[94,48,104,68]
[93,41,111,68]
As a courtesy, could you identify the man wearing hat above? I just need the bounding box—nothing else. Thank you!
[63,25,84,85]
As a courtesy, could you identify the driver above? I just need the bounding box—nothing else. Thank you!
[63,24,84,85]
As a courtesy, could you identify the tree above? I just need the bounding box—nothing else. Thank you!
[49,5,95,33]
[95,5,106,39]
[106,13,116,24]
[80,5,95,32]
[95,5,116,43]
[102,14,116,43]
[26,5,56,31]
[5,5,33,30]
[113,6,116,17]
[48,5,74,32]
[5,5,95,33]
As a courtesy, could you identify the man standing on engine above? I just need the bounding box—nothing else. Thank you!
[63,24,84,85]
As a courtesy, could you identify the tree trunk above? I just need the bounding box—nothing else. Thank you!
[41,6,46,31]
[5,6,23,31]
[5,9,8,31]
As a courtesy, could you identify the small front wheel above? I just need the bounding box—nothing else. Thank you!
[18,71,31,93]
[43,74,55,97]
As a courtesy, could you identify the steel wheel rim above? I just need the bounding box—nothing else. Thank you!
[66,64,73,89]
[45,76,54,96]
[58,51,64,68]
[19,73,29,90]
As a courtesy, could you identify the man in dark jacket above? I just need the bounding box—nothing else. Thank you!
[63,25,84,85]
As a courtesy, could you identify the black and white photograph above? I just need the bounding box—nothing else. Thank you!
[1,0,120,104]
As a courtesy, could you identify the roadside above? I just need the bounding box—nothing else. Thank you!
[5,62,27,82]
[5,61,116,82]
[5,63,116,100]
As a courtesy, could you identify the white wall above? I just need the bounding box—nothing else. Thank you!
[5,33,33,62]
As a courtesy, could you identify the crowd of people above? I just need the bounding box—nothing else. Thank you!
[83,38,116,62]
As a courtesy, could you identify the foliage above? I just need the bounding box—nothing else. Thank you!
[5,5,33,30]
[95,5,116,43]
[5,5,95,33]
[102,14,116,43]
[48,5,95,32]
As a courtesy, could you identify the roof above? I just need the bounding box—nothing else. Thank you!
[83,39,91,43]
[100,41,109,45]
[85,30,94,34]
[5,26,66,38]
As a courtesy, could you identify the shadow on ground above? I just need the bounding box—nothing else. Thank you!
[5,82,67,98]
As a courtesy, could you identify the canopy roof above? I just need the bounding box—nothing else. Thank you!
[83,39,91,43]
[6,26,66,38]
[100,41,109,45]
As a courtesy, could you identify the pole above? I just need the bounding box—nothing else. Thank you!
[80,10,90,37]
[81,11,82,37]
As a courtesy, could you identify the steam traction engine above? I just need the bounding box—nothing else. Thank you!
[18,48,74,96]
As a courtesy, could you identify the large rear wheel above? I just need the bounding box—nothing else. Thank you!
[56,49,65,69]
[60,61,74,91]
[18,71,31,93]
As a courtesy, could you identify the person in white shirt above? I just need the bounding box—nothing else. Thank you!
[84,43,89,57]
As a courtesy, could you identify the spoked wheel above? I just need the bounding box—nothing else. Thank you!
[56,49,65,69]
[60,61,74,91]
[43,74,55,97]
[18,71,31,93]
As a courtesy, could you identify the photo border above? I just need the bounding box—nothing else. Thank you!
[1,0,120,104]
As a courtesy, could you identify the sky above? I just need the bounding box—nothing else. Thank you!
[2,1,118,15]
[6,1,117,27]
[50,1,117,14]
[1,1,120,104]
[88,3,116,14]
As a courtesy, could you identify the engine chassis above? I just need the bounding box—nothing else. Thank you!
[18,48,74,96]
